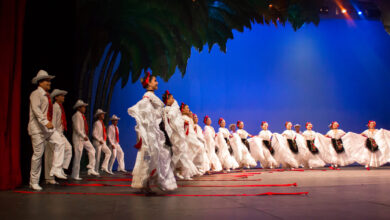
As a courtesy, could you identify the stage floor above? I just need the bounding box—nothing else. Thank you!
[1,166,390,219]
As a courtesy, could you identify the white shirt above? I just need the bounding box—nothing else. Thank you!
[143,91,164,117]
[236,129,249,139]
[362,129,378,139]
[204,125,216,137]
[92,120,106,143]
[72,111,88,140]
[302,130,316,140]
[182,115,196,136]
[108,124,120,147]
[28,87,53,136]
[194,124,205,142]
[218,127,230,138]
[282,130,297,139]
[326,129,346,139]
[258,130,272,140]
[52,102,64,134]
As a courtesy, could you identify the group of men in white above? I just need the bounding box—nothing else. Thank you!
[129,72,390,193]
[28,70,126,191]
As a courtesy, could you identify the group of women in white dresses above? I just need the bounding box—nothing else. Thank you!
[128,73,390,193]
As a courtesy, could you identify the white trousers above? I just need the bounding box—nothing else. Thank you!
[30,131,65,185]
[71,138,96,178]
[44,134,72,180]
[108,144,125,171]
[93,140,111,171]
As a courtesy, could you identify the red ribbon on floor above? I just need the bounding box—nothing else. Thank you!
[86,178,133,182]
[61,182,297,188]
[85,178,262,182]
[14,191,308,197]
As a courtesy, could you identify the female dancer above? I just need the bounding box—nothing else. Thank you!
[236,121,252,152]
[181,104,207,174]
[128,72,177,192]
[162,91,199,179]
[325,121,353,168]
[215,118,239,171]
[229,123,257,169]
[203,116,223,171]
[250,122,278,168]
[272,122,299,169]
[345,121,389,169]
[193,113,211,173]
[300,122,325,168]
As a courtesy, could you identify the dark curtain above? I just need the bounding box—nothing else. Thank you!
[0,0,26,190]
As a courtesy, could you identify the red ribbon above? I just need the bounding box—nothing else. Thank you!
[115,126,119,143]
[134,138,142,149]
[59,103,67,131]
[141,71,151,88]
[14,191,309,197]
[100,120,107,141]
[82,113,88,135]
[184,121,189,136]
[46,93,53,122]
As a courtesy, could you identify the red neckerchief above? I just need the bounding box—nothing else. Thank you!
[46,92,53,122]
[100,120,107,141]
[115,125,119,143]
[81,113,88,135]
[58,103,67,131]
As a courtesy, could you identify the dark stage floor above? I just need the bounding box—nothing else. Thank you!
[1,166,390,219]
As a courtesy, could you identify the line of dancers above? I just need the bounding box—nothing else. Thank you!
[128,72,390,193]
[28,70,126,191]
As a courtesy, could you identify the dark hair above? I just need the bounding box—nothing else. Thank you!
[162,92,172,104]
[140,74,156,89]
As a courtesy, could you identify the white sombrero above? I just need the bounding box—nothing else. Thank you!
[94,109,106,118]
[110,115,120,121]
[32,70,55,84]
[73,100,88,109]
[50,89,68,99]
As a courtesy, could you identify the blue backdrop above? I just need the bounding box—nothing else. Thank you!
[103,19,390,170]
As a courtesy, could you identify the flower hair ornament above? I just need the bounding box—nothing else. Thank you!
[218,118,224,125]
[141,71,151,88]
[204,115,210,124]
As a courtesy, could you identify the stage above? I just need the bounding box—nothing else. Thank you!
[1,166,390,219]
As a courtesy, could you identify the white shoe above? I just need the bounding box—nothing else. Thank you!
[118,169,127,173]
[50,169,67,179]
[176,173,184,180]
[73,177,82,181]
[45,180,59,185]
[184,177,193,180]
[61,170,68,177]
[88,169,99,176]
[30,183,42,191]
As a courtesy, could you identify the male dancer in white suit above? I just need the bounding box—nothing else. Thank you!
[44,89,73,184]
[71,100,99,180]
[28,70,66,191]
[107,115,126,172]
[92,109,112,174]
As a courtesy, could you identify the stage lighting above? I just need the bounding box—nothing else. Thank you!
[341,9,347,14]
[319,6,329,14]
[357,11,362,15]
